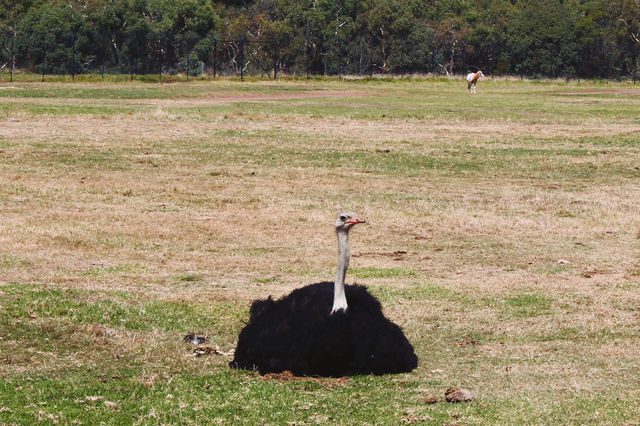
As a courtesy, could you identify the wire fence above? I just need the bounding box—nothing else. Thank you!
[1,29,638,82]
[0,30,409,81]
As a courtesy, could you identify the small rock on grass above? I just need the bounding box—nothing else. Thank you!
[444,387,475,403]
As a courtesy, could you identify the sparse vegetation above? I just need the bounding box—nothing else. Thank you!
[0,78,639,424]
[349,267,418,279]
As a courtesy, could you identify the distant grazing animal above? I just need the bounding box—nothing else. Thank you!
[229,212,418,377]
[466,71,484,93]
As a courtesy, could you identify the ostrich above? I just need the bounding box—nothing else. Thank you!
[230,212,418,377]
[466,70,484,93]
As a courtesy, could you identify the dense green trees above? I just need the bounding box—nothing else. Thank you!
[507,0,579,78]
[16,2,89,73]
[0,0,638,78]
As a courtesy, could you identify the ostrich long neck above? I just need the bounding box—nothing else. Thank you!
[331,229,350,313]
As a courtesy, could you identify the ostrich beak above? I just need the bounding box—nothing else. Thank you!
[345,218,366,224]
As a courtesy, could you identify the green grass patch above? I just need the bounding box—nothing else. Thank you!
[83,264,145,276]
[369,281,460,301]
[1,369,637,424]
[487,293,553,317]
[534,264,573,275]
[233,247,273,256]
[0,254,30,270]
[253,277,280,283]
[174,274,202,282]
[0,102,137,116]
[0,283,245,335]
[0,370,431,424]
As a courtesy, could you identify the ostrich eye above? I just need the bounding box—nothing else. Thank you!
[340,215,347,222]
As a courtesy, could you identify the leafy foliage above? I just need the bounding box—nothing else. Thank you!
[1,0,639,78]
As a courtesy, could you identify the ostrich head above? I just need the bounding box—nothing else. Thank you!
[335,211,366,230]
[331,211,365,314]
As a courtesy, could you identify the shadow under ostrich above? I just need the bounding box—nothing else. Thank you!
[230,212,418,377]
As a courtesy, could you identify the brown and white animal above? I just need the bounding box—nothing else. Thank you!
[466,71,484,93]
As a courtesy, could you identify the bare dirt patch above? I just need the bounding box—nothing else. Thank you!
[138,91,374,106]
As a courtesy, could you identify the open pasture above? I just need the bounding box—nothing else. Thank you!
[0,77,639,424]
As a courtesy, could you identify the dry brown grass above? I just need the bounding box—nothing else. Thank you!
[0,80,639,422]
[2,111,638,287]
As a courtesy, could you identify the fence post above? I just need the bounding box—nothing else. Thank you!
[212,36,217,79]
[633,46,638,84]
[369,38,373,78]
[359,37,363,75]
[157,35,162,82]
[71,32,76,81]
[101,36,105,79]
[305,23,310,79]
[337,38,342,76]
[10,31,14,83]
[273,36,279,80]
[239,38,245,80]
[41,33,46,82]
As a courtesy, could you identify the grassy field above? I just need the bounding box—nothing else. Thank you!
[1,75,639,424]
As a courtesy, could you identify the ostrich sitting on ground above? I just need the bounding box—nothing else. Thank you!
[230,212,418,377]
[466,70,484,93]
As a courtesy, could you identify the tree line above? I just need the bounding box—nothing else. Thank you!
[1,0,639,79]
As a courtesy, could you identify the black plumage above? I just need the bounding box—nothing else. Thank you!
[230,282,418,377]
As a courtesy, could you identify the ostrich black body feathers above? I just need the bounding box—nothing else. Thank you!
[230,282,418,377]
